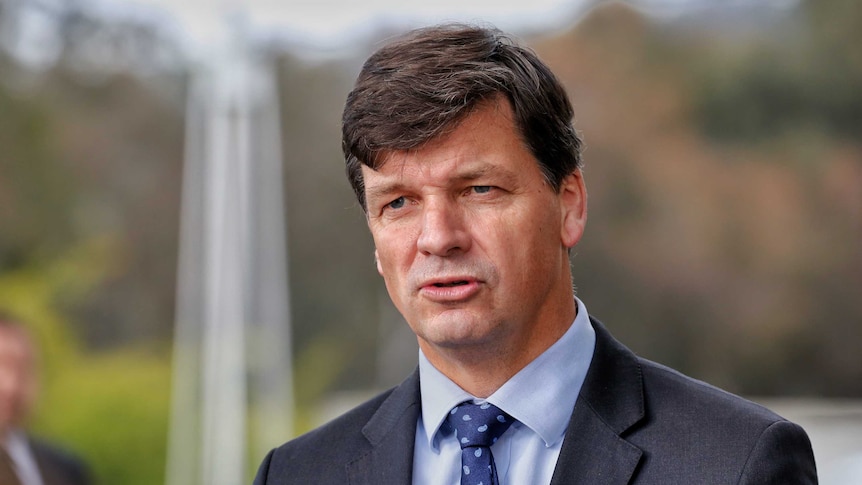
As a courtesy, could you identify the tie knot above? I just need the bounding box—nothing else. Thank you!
[446,402,514,449]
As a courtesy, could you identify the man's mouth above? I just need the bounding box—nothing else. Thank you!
[419,277,481,302]
[432,280,470,288]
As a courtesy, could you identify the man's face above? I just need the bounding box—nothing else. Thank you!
[363,98,587,366]
[0,329,36,431]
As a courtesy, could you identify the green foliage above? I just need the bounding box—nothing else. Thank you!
[292,335,352,433]
[0,240,170,484]
[0,86,77,269]
[693,0,862,143]
[34,350,171,485]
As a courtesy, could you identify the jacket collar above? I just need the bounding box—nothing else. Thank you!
[346,369,421,484]
[550,317,645,484]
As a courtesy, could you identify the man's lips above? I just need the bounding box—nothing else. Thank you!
[419,276,478,288]
[418,277,481,302]
[429,279,470,288]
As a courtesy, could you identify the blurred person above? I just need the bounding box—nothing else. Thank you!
[0,314,92,485]
[254,24,817,484]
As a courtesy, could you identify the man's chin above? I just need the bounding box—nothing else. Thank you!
[417,317,503,349]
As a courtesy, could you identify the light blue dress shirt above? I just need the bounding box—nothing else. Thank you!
[5,429,45,485]
[412,297,596,485]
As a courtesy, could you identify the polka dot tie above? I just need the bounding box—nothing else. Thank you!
[446,402,515,485]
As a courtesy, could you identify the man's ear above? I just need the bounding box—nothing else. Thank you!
[374,249,383,276]
[560,169,588,248]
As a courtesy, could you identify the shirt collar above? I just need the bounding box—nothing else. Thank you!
[418,297,596,450]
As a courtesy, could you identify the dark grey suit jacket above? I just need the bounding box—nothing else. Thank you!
[254,318,817,484]
[31,438,92,485]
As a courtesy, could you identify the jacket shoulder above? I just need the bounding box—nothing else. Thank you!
[30,438,93,485]
[632,358,817,483]
[638,357,782,424]
[258,388,395,482]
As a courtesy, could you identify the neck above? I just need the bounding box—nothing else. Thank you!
[421,298,577,398]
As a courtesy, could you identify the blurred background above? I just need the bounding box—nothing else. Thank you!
[0,0,860,483]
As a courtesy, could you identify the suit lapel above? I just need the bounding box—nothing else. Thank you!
[551,318,645,485]
[346,369,421,485]
[31,439,78,485]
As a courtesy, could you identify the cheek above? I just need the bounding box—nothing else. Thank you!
[373,231,416,283]
[501,212,561,269]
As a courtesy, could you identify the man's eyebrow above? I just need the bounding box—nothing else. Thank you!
[455,166,492,181]
[456,165,519,185]
[365,183,406,204]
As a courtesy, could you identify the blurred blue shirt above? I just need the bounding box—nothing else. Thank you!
[413,297,596,485]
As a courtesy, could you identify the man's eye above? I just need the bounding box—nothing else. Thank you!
[387,196,406,210]
[472,186,493,194]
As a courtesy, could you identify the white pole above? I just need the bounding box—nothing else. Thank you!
[167,25,293,485]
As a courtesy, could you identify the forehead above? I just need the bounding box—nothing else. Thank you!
[362,99,538,192]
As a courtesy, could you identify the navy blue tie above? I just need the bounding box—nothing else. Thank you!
[446,402,514,485]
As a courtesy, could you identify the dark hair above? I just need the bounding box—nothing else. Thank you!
[342,23,583,209]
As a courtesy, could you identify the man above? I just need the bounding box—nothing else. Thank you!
[254,24,817,484]
[0,315,91,485]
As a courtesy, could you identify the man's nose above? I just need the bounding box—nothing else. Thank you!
[416,201,471,256]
